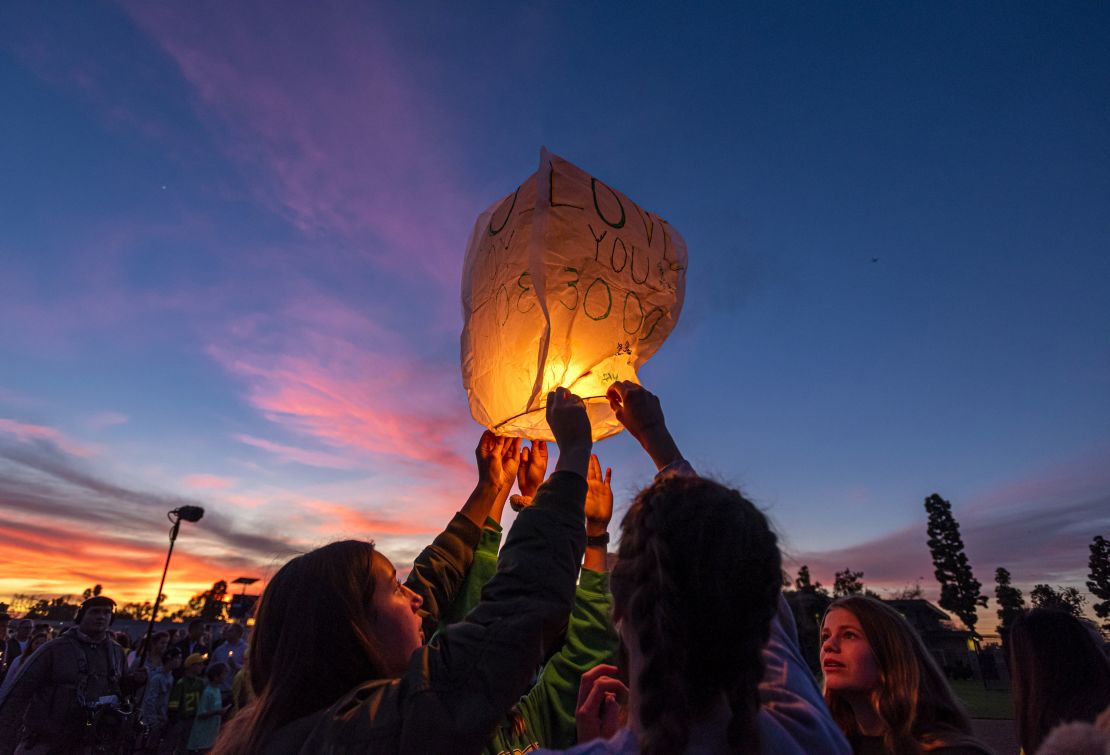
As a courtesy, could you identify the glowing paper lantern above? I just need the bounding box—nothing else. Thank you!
[461,148,687,441]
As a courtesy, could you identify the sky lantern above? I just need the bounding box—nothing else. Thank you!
[461,148,687,441]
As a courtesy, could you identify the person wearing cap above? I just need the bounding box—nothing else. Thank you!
[0,595,148,754]
[164,653,207,754]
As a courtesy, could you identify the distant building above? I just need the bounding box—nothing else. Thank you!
[883,599,982,680]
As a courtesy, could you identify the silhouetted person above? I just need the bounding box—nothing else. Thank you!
[0,596,147,754]
[1010,608,1110,754]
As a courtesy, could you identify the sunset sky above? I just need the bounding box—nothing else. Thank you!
[1,2,1108,630]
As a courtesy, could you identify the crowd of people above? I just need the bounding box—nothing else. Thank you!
[0,382,1108,754]
[0,611,252,754]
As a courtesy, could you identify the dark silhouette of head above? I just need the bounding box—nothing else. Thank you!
[611,475,781,755]
[1010,608,1110,754]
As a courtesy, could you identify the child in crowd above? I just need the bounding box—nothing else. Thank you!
[138,646,182,753]
[165,653,206,754]
[540,382,848,755]
[820,595,992,754]
[188,662,229,753]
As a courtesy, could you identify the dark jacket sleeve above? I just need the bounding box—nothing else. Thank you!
[404,511,483,638]
[304,471,586,755]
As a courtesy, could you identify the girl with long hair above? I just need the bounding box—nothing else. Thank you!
[542,382,849,755]
[820,595,992,754]
[1009,608,1110,754]
[214,388,593,755]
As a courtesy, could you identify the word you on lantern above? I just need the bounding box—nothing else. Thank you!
[461,148,688,441]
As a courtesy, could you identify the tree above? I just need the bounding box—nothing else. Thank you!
[833,568,865,598]
[201,580,229,621]
[893,581,925,600]
[8,594,39,613]
[1030,584,1086,617]
[81,584,103,601]
[115,594,165,622]
[994,567,1025,633]
[925,493,987,632]
[25,595,78,621]
[1087,535,1110,629]
[794,565,828,596]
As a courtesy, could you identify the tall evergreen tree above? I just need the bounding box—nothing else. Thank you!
[925,493,987,632]
[994,567,1025,633]
[1087,535,1110,629]
[833,568,865,597]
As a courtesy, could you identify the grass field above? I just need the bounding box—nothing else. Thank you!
[950,679,1013,720]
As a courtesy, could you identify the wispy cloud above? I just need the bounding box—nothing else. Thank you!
[182,473,237,490]
[123,0,471,292]
[0,418,95,458]
[0,386,45,409]
[86,411,129,429]
[233,433,360,471]
[299,499,437,538]
[213,290,473,475]
[0,439,301,602]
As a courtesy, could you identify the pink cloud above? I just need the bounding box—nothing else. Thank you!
[212,288,473,477]
[300,499,437,538]
[123,1,471,293]
[233,433,360,470]
[0,418,95,457]
[182,473,237,490]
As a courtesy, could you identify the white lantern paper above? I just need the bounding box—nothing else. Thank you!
[461,148,687,441]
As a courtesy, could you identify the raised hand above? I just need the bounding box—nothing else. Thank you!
[576,663,628,744]
[474,430,512,490]
[499,436,522,489]
[464,431,517,527]
[585,455,613,537]
[488,436,522,524]
[605,381,682,471]
[517,440,548,499]
[547,387,592,479]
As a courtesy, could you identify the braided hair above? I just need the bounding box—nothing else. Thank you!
[611,475,782,755]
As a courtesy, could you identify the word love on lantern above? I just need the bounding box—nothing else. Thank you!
[461,148,687,441]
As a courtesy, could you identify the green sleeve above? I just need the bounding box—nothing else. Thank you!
[437,517,503,629]
[404,511,483,638]
[515,568,619,750]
